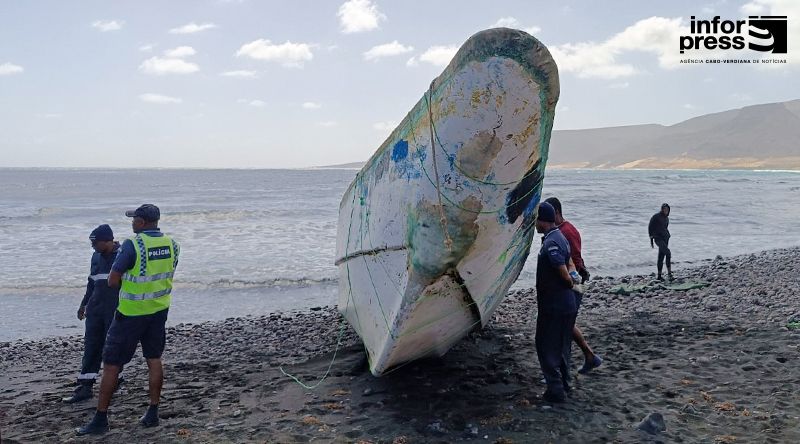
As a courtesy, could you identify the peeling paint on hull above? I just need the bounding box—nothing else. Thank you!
[335,28,560,376]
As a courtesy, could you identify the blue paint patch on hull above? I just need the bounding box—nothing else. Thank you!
[391,140,409,161]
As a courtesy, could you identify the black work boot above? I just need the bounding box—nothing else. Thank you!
[75,411,109,435]
[140,404,160,427]
[62,379,93,403]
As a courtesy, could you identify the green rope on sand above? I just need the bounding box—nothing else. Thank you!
[279,318,348,389]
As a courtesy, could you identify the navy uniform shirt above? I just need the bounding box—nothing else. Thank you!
[535,227,577,315]
[80,243,121,318]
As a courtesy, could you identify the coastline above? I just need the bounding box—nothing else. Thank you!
[2,247,799,442]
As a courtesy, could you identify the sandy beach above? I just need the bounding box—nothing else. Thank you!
[2,247,799,443]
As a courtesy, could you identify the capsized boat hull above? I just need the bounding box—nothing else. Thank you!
[335,28,560,375]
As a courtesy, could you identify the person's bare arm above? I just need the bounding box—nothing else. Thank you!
[108,270,122,289]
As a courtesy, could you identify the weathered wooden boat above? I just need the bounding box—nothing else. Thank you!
[335,28,559,375]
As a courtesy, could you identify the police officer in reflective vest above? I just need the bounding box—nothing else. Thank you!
[77,204,179,435]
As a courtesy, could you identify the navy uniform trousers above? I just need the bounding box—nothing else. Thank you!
[535,311,577,396]
[80,311,116,379]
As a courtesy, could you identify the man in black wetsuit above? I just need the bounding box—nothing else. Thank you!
[648,203,672,281]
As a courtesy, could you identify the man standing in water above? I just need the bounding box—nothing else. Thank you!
[77,204,179,435]
[544,197,602,375]
[534,201,578,403]
[649,203,673,281]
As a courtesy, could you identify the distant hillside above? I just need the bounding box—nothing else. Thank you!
[313,161,365,169]
[548,99,800,169]
[319,99,800,171]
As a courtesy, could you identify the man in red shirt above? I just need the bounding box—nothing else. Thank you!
[544,197,602,374]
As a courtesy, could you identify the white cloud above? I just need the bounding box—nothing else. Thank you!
[92,20,124,32]
[139,44,156,52]
[302,102,322,109]
[608,82,630,89]
[417,45,459,67]
[731,92,753,102]
[338,0,386,33]
[318,121,338,127]
[406,56,418,67]
[236,39,313,67]
[363,41,414,61]
[169,22,217,34]
[683,103,695,109]
[741,2,766,14]
[237,98,265,107]
[139,93,182,104]
[373,120,397,131]
[220,70,257,78]
[163,46,196,58]
[139,56,199,75]
[0,62,24,76]
[490,17,541,35]
[549,16,686,79]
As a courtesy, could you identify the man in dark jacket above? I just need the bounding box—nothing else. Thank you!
[63,224,123,403]
[544,197,602,375]
[648,203,673,281]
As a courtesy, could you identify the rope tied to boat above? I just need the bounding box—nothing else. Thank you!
[427,80,453,252]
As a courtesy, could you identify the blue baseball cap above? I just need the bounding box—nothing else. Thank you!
[125,204,160,222]
[89,224,114,242]
[537,201,556,223]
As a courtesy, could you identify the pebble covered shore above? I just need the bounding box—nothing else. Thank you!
[2,248,799,443]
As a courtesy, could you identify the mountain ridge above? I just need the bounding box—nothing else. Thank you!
[317,99,800,170]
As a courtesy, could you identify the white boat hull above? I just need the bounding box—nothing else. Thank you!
[336,28,560,375]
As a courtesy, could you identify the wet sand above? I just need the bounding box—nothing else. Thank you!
[2,248,800,443]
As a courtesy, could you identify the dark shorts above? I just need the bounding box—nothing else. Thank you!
[102,309,168,366]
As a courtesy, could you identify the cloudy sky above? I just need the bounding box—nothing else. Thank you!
[1,0,798,168]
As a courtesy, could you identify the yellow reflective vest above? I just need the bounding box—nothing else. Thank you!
[119,233,177,316]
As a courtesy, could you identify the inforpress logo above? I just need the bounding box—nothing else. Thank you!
[749,16,787,53]
[679,15,788,54]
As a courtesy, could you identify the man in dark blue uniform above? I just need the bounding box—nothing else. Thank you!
[63,224,123,403]
[534,202,579,403]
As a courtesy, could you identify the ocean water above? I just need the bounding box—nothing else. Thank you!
[1,168,798,341]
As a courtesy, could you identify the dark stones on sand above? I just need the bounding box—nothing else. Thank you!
[637,412,666,435]
[426,421,446,434]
